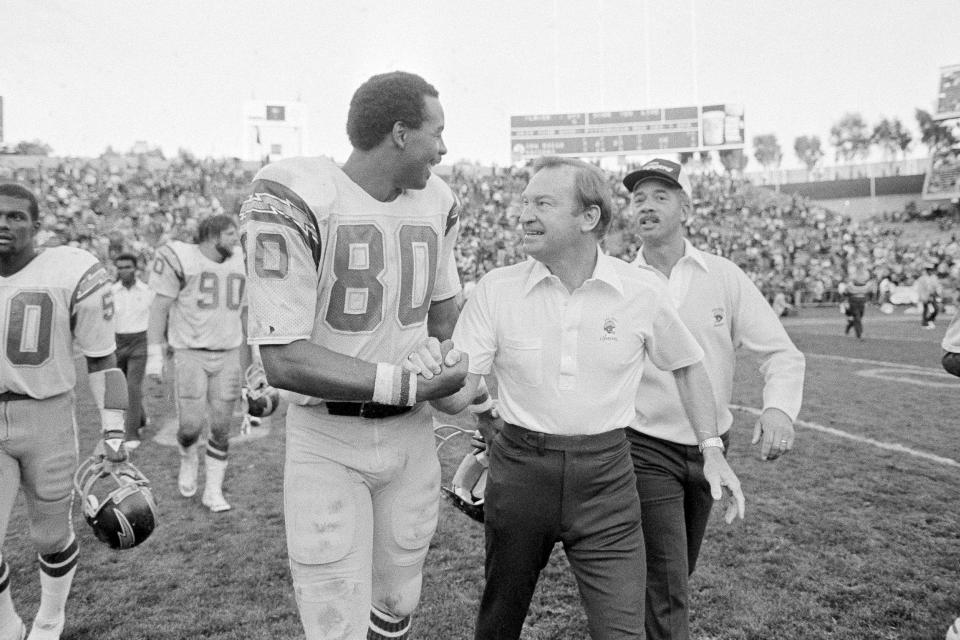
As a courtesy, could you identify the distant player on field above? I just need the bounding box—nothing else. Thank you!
[145,214,247,513]
[0,183,129,640]
[239,71,468,640]
[843,271,871,340]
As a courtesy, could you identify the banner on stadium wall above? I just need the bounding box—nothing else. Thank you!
[510,104,744,161]
[922,144,960,200]
[935,64,960,121]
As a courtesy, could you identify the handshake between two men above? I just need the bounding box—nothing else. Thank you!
[401,339,502,447]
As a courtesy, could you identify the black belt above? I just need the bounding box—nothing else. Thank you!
[324,401,413,419]
[0,391,33,402]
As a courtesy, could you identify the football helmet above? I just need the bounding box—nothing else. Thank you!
[74,455,158,550]
[244,364,280,418]
[434,423,487,523]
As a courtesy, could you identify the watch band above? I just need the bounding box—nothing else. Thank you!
[698,436,725,453]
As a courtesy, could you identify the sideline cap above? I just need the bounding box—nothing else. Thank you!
[623,158,692,198]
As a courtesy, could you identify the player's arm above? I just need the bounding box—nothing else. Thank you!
[428,196,463,343]
[72,258,129,461]
[428,296,460,342]
[238,305,253,376]
[145,293,175,378]
[86,353,129,462]
[260,340,467,404]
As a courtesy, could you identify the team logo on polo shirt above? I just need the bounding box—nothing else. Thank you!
[602,317,617,341]
[712,307,725,326]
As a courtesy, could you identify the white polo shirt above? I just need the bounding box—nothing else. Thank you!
[111,279,154,334]
[630,239,805,444]
[453,250,704,436]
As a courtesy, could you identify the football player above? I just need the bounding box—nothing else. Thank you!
[239,71,468,640]
[145,214,248,513]
[0,183,128,640]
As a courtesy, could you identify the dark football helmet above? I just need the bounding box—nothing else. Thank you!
[434,423,487,523]
[74,455,159,550]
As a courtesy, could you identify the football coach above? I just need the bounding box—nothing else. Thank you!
[430,157,745,640]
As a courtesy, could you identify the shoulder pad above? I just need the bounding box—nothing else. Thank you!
[445,193,461,236]
[73,261,110,305]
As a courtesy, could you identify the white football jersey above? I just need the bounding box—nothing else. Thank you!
[148,241,246,350]
[0,246,115,398]
[239,157,461,403]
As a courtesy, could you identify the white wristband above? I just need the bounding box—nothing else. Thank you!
[146,344,164,377]
[100,409,125,433]
[373,363,417,406]
[373,363,398,405]
[406,372,417,407]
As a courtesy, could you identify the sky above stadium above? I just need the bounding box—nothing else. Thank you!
[2,0,958,169]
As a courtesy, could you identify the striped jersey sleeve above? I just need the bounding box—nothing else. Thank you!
[432,192,463,302]
[148,244,185,298]
[70,255,116,358]
[239,178,323,344]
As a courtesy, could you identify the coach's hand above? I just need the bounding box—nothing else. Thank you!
[403,337,443,379]
[703,449,745,524]
[752,408,795,461]
[416,340,468,401]
[473,411,503,453]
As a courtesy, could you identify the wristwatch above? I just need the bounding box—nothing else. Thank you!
[698,436,725,453]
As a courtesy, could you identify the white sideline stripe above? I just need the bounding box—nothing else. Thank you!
[729,404,960,468]
[804,352,938,372]
[856,368,959,388]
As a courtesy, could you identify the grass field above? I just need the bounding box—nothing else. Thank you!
[4,305,960,639]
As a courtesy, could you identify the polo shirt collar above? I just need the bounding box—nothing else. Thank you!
[522,246,624,296]
[636,238,709,273]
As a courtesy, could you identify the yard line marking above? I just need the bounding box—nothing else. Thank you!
[730,404,960,468]
[802,353,960,387]
[803,352,941,372]
[856,367,960,388]
[783,314,921,326]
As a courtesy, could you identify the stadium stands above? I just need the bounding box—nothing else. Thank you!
[2,155,957,308]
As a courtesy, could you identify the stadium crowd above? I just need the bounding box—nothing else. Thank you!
[2,154,958,307]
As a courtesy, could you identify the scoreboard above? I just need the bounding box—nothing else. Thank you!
[935,64,960,121]
[243,100,306,162]
[510,104,744,161]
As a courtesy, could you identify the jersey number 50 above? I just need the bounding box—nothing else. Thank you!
[5,290,114,367]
